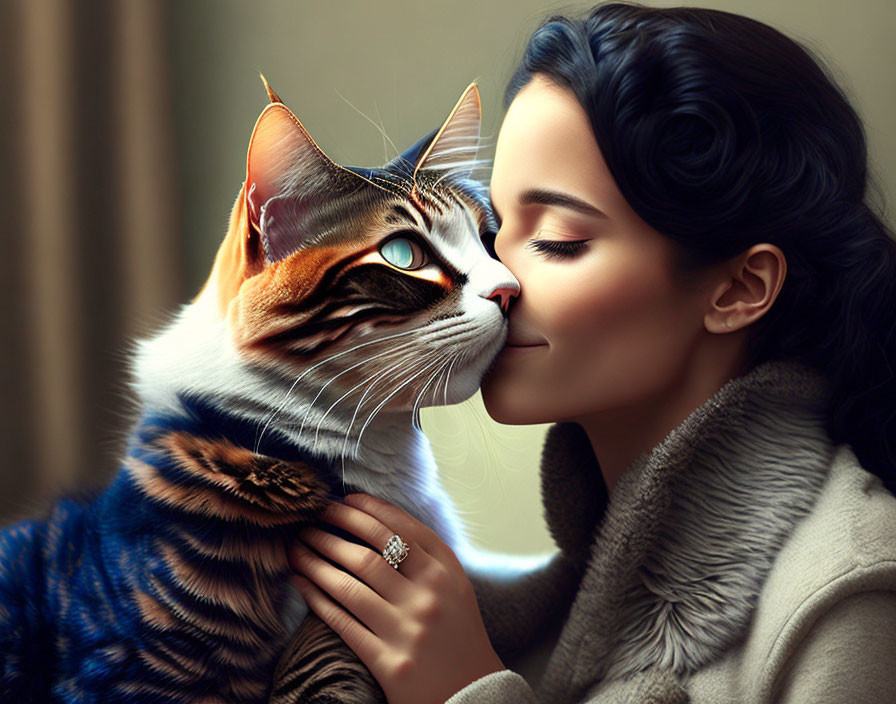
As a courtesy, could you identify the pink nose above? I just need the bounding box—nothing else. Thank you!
[486,286,517,314]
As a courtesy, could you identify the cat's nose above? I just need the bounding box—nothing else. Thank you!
[486,286,518,314]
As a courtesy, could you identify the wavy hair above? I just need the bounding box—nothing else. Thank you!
[505,1,896,495]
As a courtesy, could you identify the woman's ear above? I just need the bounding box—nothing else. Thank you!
[704,244,787,333]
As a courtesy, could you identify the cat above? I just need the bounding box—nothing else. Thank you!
[0,77,519,703]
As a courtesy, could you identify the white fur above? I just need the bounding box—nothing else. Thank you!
[127,227,539,573]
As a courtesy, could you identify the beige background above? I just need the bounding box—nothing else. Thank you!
[166,0,895,556]
[3,1,889,549]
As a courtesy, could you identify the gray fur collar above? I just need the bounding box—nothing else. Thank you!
[533,358,834,703]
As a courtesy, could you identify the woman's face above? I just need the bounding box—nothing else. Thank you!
[480,75,715,426]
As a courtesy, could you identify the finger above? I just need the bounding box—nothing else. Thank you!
[294,526,412,601]
[317,501,428,578]
[343,493,458,567]
[289,574,383,672]
[289,543,396,637]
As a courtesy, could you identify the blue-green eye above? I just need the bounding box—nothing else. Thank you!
[380,237,427,270]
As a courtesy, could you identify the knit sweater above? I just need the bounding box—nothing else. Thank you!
[452,358,896,703]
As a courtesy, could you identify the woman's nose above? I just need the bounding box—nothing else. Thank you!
[486,285,519,314]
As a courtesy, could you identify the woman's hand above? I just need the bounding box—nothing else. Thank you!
[287,492,505,704]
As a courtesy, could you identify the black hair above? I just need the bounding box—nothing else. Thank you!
[505,1,896,495]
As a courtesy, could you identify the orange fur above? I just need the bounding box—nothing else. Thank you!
[133,589,177,631]
[170,525,289,577]
[228,244,353,345]
[137,647,196,683]
[192,184,265,317]
[208,639,272,669]
[126,432,330,526]
[127,456,296,527]
[145,574,270,650]
[156,539,284,635]
[157,432,330,510]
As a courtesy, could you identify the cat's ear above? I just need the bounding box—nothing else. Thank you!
[412,82,482,180]
[245,87,371,263]
[258,72,283,104]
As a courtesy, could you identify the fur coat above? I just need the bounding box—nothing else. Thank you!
[453,358,896,703]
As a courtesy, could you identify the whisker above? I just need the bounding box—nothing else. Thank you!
[442,351,462,407]
[335,349,445,483]
[412,351,457,430]
[297,336,422,438]
[252,321,455,452]
[293,319,472,449]
[431,161,493,189]
[373,100,392,165]
[335,359,414,484]
[334,87,401,162]
[356,353,447,447]
[353,352,450,458]
[337,346,436,455]
[312,341,434,449]
[410,361,443,430]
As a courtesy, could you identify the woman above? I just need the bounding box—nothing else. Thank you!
[285,3,896,702]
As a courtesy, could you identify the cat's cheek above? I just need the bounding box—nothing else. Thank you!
[437,365,484,406]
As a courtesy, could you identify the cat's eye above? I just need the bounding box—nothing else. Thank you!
[379,235,428,270]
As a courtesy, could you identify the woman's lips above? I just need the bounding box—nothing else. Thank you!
[502,342,547,352]
[504,324,546,349]
[505,334,545,347]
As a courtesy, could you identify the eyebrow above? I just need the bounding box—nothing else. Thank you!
[490,187,607,221]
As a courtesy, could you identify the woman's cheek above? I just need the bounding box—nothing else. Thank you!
[546,268,613,337]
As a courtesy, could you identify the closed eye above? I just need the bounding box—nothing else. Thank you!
[525,239,589,259]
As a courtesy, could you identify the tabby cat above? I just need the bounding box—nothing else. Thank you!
[0,78,518,703]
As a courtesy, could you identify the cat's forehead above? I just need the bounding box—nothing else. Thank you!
[380,174,489,250]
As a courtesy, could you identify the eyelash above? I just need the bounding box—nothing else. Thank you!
[482,214,589,261]
[525,239,589,259]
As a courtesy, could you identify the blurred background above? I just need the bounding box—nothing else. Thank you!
[1,0,893,555]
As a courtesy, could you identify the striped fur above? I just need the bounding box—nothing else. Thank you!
[270,615,385,704]
[0,82,519,702]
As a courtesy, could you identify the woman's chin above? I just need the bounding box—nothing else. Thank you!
[481,381,546,426]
